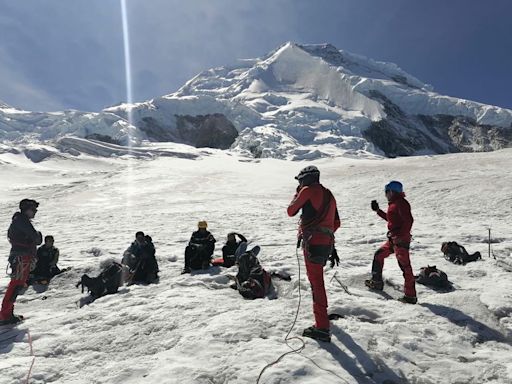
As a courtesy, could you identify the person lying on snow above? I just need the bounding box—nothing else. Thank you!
[76,259,124,300]
[212,232,247,267]
[232,246,273,299]
[0,199,42,325]
[122,231,159,284]
[441,242,482,265]
[30,235,61,285]
[182,221,216,274]
[366,181,417,304]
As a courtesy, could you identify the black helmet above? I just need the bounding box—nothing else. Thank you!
[295,165,320,181]
[19,199,39,212]
[295,166,320,186]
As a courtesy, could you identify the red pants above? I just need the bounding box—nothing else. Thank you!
[372,240,416,297]
[1,255,31,319]
[304,255,329,330]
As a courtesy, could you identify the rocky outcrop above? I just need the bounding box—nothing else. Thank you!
[364,91,512,156]
[418,115,512,152]
[138,113,238,149]
[85,133,121,145]
[175,114,238,149]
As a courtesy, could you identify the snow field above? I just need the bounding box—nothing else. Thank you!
[0,148,511,383]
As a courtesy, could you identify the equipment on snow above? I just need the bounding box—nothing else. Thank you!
[441,242,482,265]
[416,265,450,289]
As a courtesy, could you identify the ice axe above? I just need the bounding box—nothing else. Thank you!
[330,271,352,295]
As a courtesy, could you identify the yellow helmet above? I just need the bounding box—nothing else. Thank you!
[197,220,208,229]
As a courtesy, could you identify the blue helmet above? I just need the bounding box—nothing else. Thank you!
[385,181,403,193]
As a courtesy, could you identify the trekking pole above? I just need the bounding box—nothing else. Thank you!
[488,227,491,259]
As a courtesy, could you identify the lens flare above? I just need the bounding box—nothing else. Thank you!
[120,0,134,226]
[120,0,133,129]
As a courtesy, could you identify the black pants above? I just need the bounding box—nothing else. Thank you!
[185,245,213,270]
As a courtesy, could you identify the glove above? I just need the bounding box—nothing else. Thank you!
[371,200,379,211]
[328,247,340,268]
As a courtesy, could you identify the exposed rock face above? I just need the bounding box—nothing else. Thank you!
[85,133,121,145]
[175,114,238,149]
[138,117,175,142]
[418,115,512,152]
[138,113,238,149]
[363,91,512,157]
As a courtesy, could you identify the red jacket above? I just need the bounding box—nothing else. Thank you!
[287,183,340,245]
[377,193,413,241]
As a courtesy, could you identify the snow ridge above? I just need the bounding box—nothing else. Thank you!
[1,42,512,160]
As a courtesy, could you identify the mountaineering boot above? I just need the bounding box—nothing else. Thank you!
[302,326,331,342]
[0,314,24,325]
[181,266,191,275]
[398,295,417,304]
[365,279,384,291]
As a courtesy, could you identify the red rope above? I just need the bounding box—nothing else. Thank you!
[25,328,35,384]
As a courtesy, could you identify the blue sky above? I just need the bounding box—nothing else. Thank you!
[0,0,511,111]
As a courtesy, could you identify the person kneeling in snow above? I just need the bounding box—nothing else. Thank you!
[122,231,159,284]
[31,235,61,285]
[366,181,417,304]
[182,221,216,274]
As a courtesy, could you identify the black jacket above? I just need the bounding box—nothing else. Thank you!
[8,212,42,255]
[222,234,247,258]
[189,230,216,247]
[36,245,60,267]
[125,239,156,261]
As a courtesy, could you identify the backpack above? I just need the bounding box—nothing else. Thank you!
[416,265,450,288]
[441,242,482,265]
[76,262,123,299]
[236,248,271,299]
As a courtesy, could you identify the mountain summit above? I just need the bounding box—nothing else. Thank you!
[2,42,512,160]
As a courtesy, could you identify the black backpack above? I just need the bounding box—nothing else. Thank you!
[76,262,123,299]
[416,265,450,288]
[441,242,482,265]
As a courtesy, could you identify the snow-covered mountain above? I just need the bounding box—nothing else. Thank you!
[2,42,512,160]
